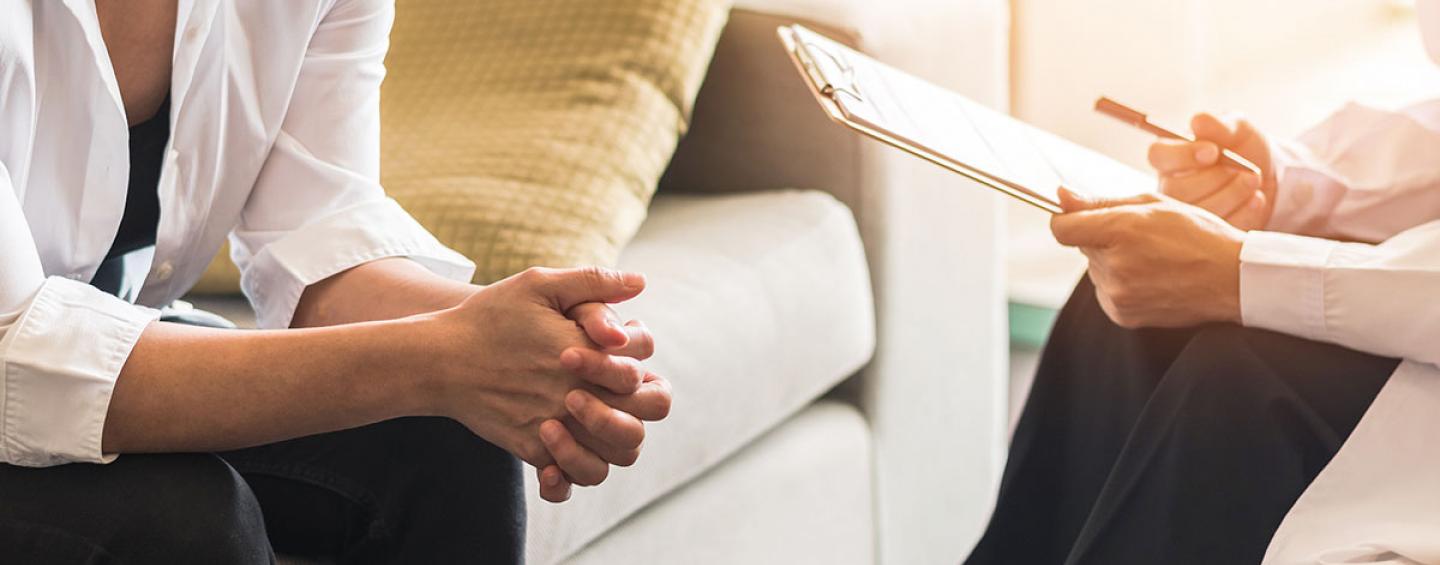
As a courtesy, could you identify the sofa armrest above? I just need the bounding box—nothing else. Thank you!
[659,5,1010,564]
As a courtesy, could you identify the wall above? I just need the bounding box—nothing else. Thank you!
[1007,0,1440,307]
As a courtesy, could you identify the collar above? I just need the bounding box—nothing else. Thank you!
[58,0,218,129]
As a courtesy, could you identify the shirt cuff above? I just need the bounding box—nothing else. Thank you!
[240,198,476,329]
[1239,231,1342,342]
[0,277,160,466]
[1265,142,1320,235]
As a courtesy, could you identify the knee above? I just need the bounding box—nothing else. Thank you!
[117,454,271,563]
[402,417,517,470]
[1161,325,1301,417]
[397,417,523,505]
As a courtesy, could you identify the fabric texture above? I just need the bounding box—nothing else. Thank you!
[196,0,731,290]
[523,190,875,563]
[1264,99,1440,243]
[0,417,523,565]
[381,0,729,284]
[565,401,875,565]
[0,278,159,466]
[966,277,1397,565]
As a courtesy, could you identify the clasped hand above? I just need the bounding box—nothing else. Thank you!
[1050,113,1278,329]
[425,267,671,503]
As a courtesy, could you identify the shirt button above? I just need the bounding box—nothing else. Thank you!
[155,261,175,281]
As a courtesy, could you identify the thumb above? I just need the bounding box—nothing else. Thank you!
[1057,186,1158,213]
[532,267,646,312]
[1191,112,1271,172]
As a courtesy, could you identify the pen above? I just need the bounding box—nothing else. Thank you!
[1094,97,1262,176]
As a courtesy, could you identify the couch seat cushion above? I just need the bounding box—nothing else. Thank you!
[525,189,875,563]
[565,401,876,565]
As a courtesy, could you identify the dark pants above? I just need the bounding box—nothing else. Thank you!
[0,417,525,564]
[965,277,1399,565]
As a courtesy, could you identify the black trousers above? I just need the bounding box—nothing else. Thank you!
[0,417,524,564]
[965,277,1400,565]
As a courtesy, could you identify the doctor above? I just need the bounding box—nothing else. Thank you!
[965,4,1440,565]
[0,0,670,563]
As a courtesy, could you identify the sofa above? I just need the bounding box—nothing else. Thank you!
[196,1,1010,563]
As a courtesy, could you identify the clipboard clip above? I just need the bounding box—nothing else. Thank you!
[795,40,865,103]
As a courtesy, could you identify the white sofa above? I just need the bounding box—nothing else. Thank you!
[494,2,1012,560]
[566,4,1009,564]
[202,2,1010,563]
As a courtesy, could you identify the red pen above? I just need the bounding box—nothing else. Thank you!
[1094,96,1261,175]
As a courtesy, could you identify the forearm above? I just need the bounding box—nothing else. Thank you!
[292,257,476,327]
[101,314,439,454]
[104,258,479,454]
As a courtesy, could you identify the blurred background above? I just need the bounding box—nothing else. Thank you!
[1005,0,1440,401]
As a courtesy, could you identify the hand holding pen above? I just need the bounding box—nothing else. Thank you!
[1096,97,1278,231]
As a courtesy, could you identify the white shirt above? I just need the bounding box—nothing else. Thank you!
[1241,99,1440,564]
[0,0,473,467]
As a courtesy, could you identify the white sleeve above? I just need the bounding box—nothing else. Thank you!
[230,0,473,330]
[0,161,160,467]
[1266,99,1440,244]
[1240,221,1440,367]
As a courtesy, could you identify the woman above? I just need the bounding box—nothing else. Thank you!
[966,5,1440,563]
[0,1,671,563]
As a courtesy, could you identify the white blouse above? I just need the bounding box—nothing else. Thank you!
[1243,99,1440,564]
[0,0,473,467]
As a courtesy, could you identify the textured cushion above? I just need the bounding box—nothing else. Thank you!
[193,0,730,292]
[525,189,876,563]
[382,0,729,284]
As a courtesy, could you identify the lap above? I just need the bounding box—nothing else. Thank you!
[0,453,271,565]
[0,418,523,565]
[971,277,1400,565]
[1158,323,1397,440]
[220,417,525,564]
[1032,276,1396,441]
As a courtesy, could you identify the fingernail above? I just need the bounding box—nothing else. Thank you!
[1195,144,1219,164]
[622,272,646,290]
[566,391,586,413]
[544,470,561,487]
[1056,187,1086,210]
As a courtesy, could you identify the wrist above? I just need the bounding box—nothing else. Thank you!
[351,314,454,420]
[399,306,489,420]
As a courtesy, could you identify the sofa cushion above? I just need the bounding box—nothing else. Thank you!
[525,189,875,563]
[192,0,731,293]
[379,0,730,285]
[564,401,876,565]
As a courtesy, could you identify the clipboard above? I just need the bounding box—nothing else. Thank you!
[778,24,1155,214]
